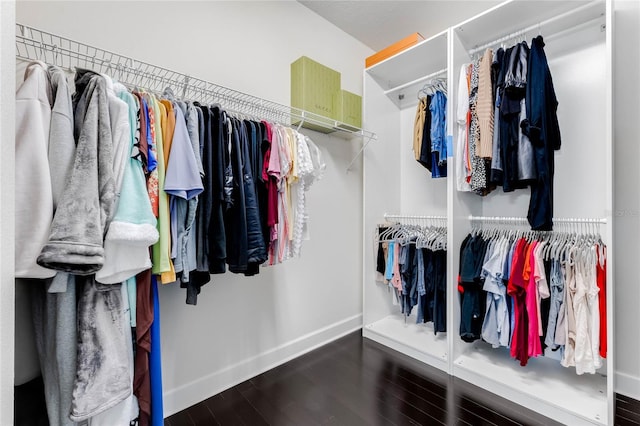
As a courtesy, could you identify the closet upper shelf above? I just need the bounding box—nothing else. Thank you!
[455,0,605,53]
[365,31,448,109]
[14,23,376,143]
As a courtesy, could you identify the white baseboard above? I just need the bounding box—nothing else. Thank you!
[616,371,640,401]
[163,313,363,417]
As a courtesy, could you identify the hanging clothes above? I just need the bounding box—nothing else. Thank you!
[458,233,488,342]
[163,99,203,278]
[70,278,130,422]
[490,48,505,186]
[430,90,448,176]
[31,275,77,426]
[149,94,176,284]
[458,226,605,374]
[97,83,159,285]
[256,122,271,253]
[17,59,327,425]
[456,64,471,192]
[596,246,607,358]
[225,118,261,273]
[545,258,564,350]
[15,61,56,279]
[480,238,510,348]
[134,268,153,426]
[26,64,77,426]
[476,48,494,159]
[457,37,561,232]
[416,95,433,171]
[522,36,562,230]
[414,91,448,178]
[88,283,138,426]
[499,42,533,193]
[150,277,164,426]
[262,121,279,252]
[414,97,427,161]
[37,69,117,274]
[290,133,316,258]
[468,59,490,195]
[375,222,447,334]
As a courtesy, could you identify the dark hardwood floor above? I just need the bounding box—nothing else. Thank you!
[166,330,638,426]
[617,394,640,426]
[12,331,639,425]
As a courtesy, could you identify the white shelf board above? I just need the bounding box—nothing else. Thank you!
[454,0,604,52]
[453,342,607,425]
[363,313,448,372]
[365,31,448,98]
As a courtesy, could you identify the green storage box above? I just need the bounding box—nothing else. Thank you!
[335,89,362,131]
[291,56,341,132]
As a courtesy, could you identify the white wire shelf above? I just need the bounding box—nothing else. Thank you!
[15,23,377,149]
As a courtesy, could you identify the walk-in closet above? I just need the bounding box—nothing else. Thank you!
[3,1,639,425]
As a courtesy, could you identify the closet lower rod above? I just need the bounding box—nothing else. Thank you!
[468,1,602,55]
[468,216,607,224]
[383,68,447,95]
[385,214,447,221]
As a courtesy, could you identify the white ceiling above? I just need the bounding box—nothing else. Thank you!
[298,1,501,51]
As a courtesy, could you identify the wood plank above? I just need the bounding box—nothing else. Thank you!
[614,416,640,426]
[167,409,195,426]
[240,380,322,426]
[217,386,270,426]
[185,401,218,426]
[452,377,560,426]
[615,403,640,424]
[455,395,521,426]
[456,405,499,426]
[204,393,246,425]
[235,379,254,393]
[238,384,300,426]
[617,392,640,419]
[617,393,640,407]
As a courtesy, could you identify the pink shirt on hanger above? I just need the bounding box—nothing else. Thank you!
[534,243,550,337]
[526,241,543,358]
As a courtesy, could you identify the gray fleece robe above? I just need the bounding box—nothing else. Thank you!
[37,69,117,274]
[70,278,130,421]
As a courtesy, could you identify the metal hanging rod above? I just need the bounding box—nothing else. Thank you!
[468,216,607,224]
[383,67,447,96]
[15,23,377,143]
[467,1,603,55]
[384,214,447,221]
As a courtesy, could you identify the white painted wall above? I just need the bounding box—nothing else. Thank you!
[0,1,16,424]
[613,0,640,401]
[15,0,373,416]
